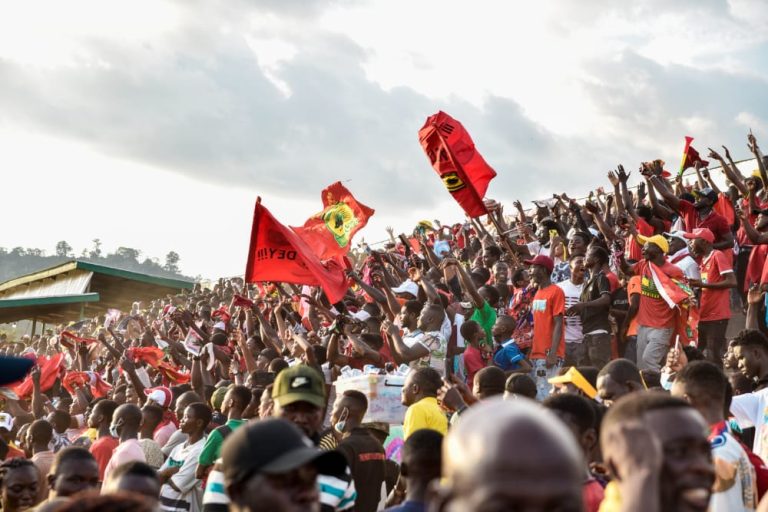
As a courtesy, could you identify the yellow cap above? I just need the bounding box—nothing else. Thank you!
[548,367,598,399]
[636,234,669,254]
[417,220,435,231]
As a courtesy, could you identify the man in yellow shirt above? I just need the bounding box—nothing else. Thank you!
[401,367,448,439]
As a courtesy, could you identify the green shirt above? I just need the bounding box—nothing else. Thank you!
[470,301,497,347]
[198,418,247,466]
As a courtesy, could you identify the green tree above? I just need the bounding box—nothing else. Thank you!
[164,251,180,274]
[114,247,140,262]
[55,241,72,258]
[89,238,102,259]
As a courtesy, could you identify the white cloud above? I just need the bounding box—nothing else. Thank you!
[1,0,767,278]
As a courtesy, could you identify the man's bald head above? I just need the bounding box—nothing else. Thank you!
[432,397,583,511]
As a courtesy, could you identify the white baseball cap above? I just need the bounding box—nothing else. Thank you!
[0,413,14,431]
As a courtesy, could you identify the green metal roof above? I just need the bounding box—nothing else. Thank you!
[0,260,194,324]
[0,293,100,309]
[0,260,193,293]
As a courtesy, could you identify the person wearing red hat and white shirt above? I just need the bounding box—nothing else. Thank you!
[524,254,565,400]
[145,386,178,448]
[664,231,701,281]
[685,228,737,365]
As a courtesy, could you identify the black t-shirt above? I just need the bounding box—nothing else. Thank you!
[580,270,612,333]
[336,428,386,512]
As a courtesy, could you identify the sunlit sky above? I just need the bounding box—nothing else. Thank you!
[2,0,767,278]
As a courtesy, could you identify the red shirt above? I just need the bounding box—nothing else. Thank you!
[463,344,486,386]
[530,284,566,360]
[90,435,120,481]
[749,245,768,291]
[605,271,620,293]
[699,250,733,322]
[633,259,684,329]
[678,201,732,264]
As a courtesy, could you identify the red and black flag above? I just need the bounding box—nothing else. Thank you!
[418,111,497,217]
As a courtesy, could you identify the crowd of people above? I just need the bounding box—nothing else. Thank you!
[3,130,768,511]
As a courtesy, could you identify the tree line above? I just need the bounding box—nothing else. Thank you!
[0,239,193,283]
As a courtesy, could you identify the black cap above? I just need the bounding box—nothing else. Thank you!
[0,356,34,386]
[699,187,718,203]
[221,418,347,485]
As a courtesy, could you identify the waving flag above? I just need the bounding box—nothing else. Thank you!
[245,199,349,304]
[12,354,64,398]
[677,136,710,177]
[62,371,112,398]
[418,111,497,217]
[648,262,692,308]
[59,331,99,350]
[293,182,374,260]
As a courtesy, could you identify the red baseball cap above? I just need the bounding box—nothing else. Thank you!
[683,228,715,243]
[523,255,555,274]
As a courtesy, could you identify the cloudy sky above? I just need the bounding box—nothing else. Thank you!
[2,0,767,278]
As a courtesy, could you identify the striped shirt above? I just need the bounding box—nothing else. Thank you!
[319,469,357,512]
[201,457,357,512]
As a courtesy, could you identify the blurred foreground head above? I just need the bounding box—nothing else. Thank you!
[428,396,583,512]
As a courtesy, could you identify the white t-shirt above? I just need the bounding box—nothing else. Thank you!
[668,249,701,281]
[731,388,768,463]
[403,330,448,377]
[709,429,757,512]
[556,280,584,344]
[527,241,551,258]
[159,437,206,512]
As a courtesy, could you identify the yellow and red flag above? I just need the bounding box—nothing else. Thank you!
[292,182,374,260]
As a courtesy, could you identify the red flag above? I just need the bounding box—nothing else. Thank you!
[12,354,64,398]
[292,182,374,260]
[126,347,165,368]
[59,331,99,349]
[62,371,112,398]
[677,136,710,177]
[157,362,191,385]
[418,111,497,217]
[232,294,255,308]
[244,199,349,304]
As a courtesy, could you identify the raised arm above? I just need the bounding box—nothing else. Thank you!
[234,329,258,375]
[608,170,626,216]
[738,210,768,244]
[441,257,483,308]
[645,173,680,211]
[381,319,429,365]
[748,131,768,188]
[584,201,617,242]
[709,147,747,197]
[698,166,721,196]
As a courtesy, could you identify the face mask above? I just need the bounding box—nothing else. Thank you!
[109,424,119,438]
[334,408,349,434]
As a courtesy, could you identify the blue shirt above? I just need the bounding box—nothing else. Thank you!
[385,500,426,512]
[493,340,524,371]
